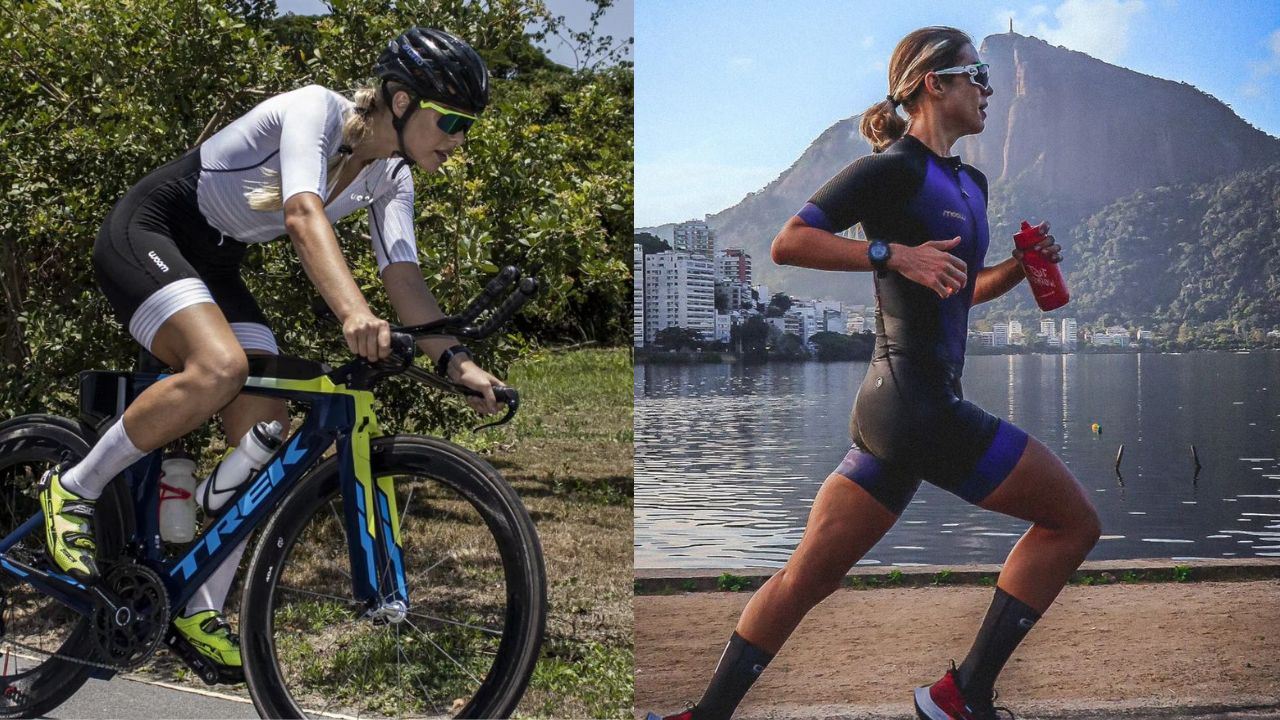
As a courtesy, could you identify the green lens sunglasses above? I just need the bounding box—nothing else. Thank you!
[419,99,478,135]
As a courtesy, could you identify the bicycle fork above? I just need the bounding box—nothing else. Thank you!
[338,391,409,621]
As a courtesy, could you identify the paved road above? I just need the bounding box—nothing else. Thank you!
[46,676,258,719]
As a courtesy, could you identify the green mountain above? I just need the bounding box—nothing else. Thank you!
[1064,162,1280,340]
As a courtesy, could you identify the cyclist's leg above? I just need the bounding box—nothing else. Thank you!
[59,292,246,500]
[181,282,285,662]
[689,448,914,720]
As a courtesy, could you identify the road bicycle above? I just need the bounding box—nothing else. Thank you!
[0,268,546,718]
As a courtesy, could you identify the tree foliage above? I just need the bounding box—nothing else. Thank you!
[631,231,669,255]
[809,331,873,361]
[0,0,632,435]
[1065,162,1280,347]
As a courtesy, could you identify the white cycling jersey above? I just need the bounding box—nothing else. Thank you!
[197,84,418,271]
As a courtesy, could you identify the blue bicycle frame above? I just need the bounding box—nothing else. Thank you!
[0,362,409,631]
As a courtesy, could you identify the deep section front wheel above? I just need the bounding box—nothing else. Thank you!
[0,415,131,718]
[241,434,547,719]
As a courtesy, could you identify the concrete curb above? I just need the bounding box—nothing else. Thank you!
[634,558,1280,594]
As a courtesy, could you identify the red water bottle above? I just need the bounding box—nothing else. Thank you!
[1014,221,1069,311]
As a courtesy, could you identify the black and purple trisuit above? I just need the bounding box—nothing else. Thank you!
[795,133,1029,514]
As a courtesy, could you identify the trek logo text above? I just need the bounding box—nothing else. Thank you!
[171,433,307,582]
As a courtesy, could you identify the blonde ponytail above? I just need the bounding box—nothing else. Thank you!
[858,96,909,154]
[859,27,973,153]
[245,84,380,212]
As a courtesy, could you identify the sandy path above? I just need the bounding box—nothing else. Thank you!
[635,581,1280,719]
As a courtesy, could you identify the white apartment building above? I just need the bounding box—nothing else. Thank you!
[714,313,731,343]
[1093,331,1131,348]
[633,244,644,347]
[717,248,753,284]
[823,309,848,334]
[754,284,770,309]
[714,279,754,312]
[1061,317,1078,351]
[1040,319,1057,338]
[673,220,714,258]
[993,322,1010,347]
[643,251,715,343]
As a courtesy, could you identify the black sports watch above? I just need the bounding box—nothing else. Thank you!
[868,240,892,278]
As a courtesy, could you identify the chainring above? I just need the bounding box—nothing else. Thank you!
[90,562,170,669]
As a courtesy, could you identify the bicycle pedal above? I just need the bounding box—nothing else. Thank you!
[163,629,243,685]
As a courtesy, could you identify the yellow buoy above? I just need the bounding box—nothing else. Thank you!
[1091,423,1101,434]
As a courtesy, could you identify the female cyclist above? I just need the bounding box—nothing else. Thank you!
[39,26,505,681]
[651,26,1101,720]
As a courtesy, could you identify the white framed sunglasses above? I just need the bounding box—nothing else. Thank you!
[933,62,991,91]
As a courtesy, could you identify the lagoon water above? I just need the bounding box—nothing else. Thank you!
[634,351,1280,569]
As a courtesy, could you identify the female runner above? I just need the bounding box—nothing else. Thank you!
[652,26,1100,720]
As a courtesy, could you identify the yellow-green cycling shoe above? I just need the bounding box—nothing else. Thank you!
[38,466,99,583]
[172,610,243,682]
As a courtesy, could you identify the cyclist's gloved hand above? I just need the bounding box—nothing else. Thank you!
[342,310,392,362]
[451,361,503,416]
[894,236,968,299]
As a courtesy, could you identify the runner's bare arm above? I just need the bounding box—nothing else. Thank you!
[971,257,1025,304]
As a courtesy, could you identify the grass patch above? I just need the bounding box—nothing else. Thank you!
[717,572,752,592]
[492,348,632,718]
[524,638,633,720]
[1174,564,1192,582]
[932,569,954,585]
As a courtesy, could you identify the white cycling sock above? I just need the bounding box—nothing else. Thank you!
[184,537,248,616]
[60,419,146,500]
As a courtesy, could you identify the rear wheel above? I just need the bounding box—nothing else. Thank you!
[0,415,131,718]
[241,434,546,719]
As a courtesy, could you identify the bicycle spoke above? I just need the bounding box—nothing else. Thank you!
[403,609,502,637]
[275,585,362,609]
[401,615,484,689]
[325,501,352,581]
[397,481,414,536]
[417,551,454,578]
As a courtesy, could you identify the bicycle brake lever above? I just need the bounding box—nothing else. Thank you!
[472,387,518,431]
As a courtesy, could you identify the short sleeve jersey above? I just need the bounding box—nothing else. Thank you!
[796,134,991,377]
[196,84,418,271]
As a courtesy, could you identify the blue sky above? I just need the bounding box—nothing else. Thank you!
[275,0,633,68]
[636,0,1280,227]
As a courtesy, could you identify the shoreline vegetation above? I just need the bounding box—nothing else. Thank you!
[634,558,1280,595]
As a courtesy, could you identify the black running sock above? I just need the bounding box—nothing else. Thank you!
[693,631,774,720]
[956,586,1041,703]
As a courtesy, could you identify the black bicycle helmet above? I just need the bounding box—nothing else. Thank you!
[373,27,489,171]
[375,27,490,112]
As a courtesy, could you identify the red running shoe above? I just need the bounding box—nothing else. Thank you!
[913,662,1015,720]
[644,709,694,720]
